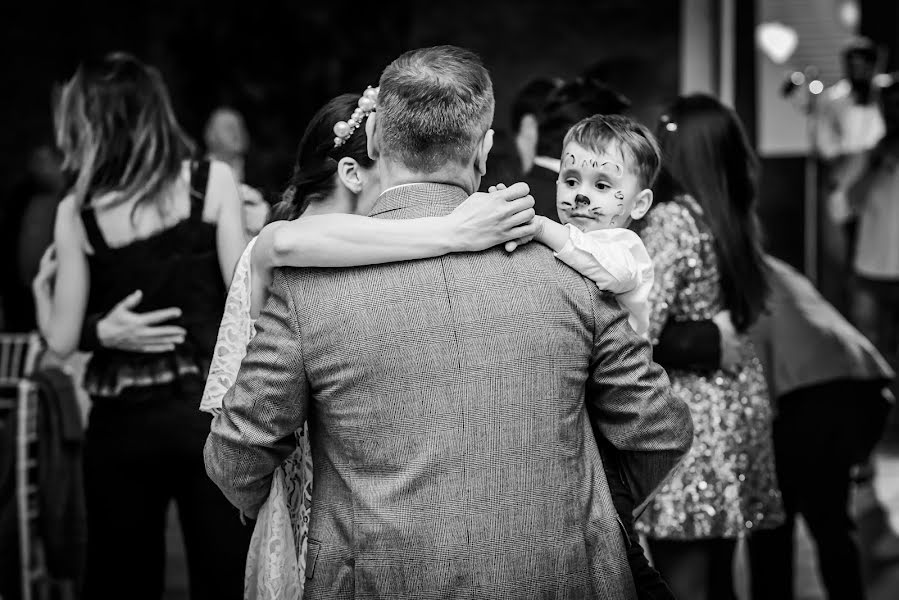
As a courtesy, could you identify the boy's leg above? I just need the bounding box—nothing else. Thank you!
[599,441,674,599]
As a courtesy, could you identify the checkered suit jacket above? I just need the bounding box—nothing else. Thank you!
[205,183,693,599]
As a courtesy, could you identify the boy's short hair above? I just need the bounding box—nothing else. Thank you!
[563,114,661,189]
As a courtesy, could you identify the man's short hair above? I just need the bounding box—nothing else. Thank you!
[563,114,661,189]
[377,45,495,173]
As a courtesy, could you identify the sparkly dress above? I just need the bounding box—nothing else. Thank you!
[635,196,784,540]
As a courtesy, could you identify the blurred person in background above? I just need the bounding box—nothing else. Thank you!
[814,37,886,313]
[635,95,782,600]
[526,77,630,220]
[205,107,270,237]
[32,52,251,600]
[511,76,563,176]
[0,145,64,331]
[847,73,899,362]
[746,256,893,600]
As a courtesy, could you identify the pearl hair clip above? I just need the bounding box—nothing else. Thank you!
[333,86,379,148]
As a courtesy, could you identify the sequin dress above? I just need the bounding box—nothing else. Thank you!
[635,196,784,540]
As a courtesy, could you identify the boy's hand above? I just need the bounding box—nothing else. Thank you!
[488,183,544,252]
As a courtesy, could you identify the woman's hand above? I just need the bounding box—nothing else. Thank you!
[447,182,539,252]
[713,310,741,373]
[32,244,58,300]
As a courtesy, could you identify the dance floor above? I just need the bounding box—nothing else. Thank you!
[161,444,899,599]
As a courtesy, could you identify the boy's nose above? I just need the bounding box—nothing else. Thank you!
[575,194,590,207]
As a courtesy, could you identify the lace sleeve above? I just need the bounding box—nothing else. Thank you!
[200,237,257,414]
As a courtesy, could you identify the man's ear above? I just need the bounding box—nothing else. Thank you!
[630,188,654,220]
[475,128,495,176]
[336,157,363,194]
[366,113,379,161]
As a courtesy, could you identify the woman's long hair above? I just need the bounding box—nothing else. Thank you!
[53,52,194,212]
[271,94,374,222]
[655,94,768,331]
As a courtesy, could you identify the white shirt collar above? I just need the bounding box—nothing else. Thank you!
[379,182,426,196]
[533,156,561,173]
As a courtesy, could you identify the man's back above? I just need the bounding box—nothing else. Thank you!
[297,185,608,597]
[205,183,690,599]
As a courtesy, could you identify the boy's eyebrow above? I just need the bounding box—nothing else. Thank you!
[595,157,624,179]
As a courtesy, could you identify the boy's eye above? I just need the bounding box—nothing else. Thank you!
[595,182,611,191]
[564,178,578,188]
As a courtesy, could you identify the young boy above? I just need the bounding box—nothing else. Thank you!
[500,114,671,599]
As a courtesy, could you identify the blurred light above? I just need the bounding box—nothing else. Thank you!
[874,73,895,88]
[809,80,825,95]
[756,21,799,64]
[665,122,678,132]
[790,71,806,86]
[839,1,860,30]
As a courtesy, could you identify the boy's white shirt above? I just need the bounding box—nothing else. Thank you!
[553,224,653,338]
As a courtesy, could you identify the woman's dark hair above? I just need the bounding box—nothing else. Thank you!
[53,52,194,211]
[270,94,374,222]
[655,94,768,331]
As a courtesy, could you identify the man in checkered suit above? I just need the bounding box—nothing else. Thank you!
[205,45,693,599]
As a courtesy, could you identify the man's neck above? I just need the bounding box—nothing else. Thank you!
[378,157,480,195]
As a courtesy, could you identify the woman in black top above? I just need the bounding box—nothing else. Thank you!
[34,53,251,599]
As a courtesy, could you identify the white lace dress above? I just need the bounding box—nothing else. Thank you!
[200,237,313,600]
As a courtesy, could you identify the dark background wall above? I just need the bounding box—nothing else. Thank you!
[1,0,680,199]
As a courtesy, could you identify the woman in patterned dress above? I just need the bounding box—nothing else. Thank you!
[199,91,539,599]
[634,94,784,599]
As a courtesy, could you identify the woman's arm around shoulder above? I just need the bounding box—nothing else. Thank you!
[252,182,538,270]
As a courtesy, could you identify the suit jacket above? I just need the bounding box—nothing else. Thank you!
[205,183,693,600]
[750,256,894,400]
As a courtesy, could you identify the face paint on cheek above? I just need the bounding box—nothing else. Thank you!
[606,190,627,227]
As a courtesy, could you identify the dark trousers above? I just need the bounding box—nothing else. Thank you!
[748,379,890,600]
[82,378,252,600]
[599,441,675,600]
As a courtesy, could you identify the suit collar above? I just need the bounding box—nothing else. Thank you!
[369,182,469,218]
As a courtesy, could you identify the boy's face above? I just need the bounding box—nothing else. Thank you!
[556,141,652,232]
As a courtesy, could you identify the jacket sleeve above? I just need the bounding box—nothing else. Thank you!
[204,268,310,518]
[585,292,694,514]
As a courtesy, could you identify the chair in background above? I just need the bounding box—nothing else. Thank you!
[0,332,47,600]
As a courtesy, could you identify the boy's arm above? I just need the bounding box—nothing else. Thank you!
[537,217,643,294]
